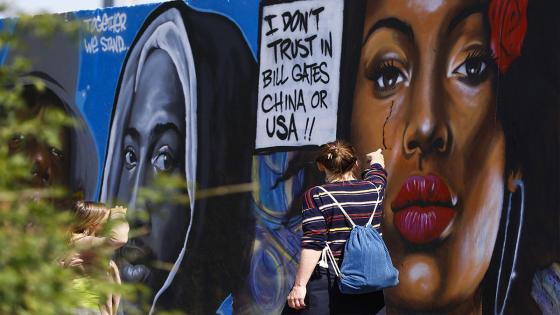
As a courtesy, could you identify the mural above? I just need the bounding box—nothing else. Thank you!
[2,0,558,314]
[5,28,98,201]
[99,3,257,314]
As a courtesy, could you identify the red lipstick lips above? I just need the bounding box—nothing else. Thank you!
[392,175,456,244]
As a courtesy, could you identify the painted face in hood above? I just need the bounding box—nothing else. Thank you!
[5,26,98,202]
[100,4,198,306]
[101,2,257,313]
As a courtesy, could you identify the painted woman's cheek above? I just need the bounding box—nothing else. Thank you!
[390,254,441,307]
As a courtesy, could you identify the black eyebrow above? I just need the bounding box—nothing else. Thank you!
[124,127,140,140]
[363,17,414,46]
[150,122,182,139]
[447,3,485,35]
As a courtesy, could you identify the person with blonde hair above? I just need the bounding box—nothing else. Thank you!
[62,201,129,315]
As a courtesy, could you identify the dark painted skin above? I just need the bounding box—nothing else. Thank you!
[115,49,188,294]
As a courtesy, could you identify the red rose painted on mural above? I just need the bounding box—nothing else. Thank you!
[489,0,528,73]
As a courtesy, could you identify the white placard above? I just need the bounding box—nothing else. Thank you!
[255,0,344,149]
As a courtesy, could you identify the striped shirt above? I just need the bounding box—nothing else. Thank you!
[301,163,387,261]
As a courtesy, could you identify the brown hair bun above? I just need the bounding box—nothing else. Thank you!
[315,140,358,175]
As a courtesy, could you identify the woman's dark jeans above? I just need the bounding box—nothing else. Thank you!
[283,266,385,315]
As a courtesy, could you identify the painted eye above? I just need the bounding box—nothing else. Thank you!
[454,59,487,76]
[366,59,408,97]
[452,50,493,85]
[124,146,137,170]
[8,134,25,151]
[374,66,405,91]
[153,147,174,172]
[50,147,64,160]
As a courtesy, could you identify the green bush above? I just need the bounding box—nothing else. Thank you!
[0,8,148,315]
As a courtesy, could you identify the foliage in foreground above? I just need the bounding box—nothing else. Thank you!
[0,7,150,315]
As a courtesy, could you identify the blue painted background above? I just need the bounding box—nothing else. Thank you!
[73,0,260,197]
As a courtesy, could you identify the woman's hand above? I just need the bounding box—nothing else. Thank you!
[366,149,385,168]
[107,205,130,248]
[287,284,307,309]
[60,252,84,268]
[109,205,127,219]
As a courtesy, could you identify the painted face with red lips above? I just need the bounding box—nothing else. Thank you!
[352,0,507,313]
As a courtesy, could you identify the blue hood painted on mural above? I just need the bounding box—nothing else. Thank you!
[1,0,559,314]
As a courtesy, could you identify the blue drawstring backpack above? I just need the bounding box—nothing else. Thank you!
[317,186,399,294]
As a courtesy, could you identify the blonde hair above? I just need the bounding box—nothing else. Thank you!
[72,201,110,236]
[316,140,358,175]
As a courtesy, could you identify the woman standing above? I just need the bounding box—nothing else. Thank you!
[286,141,387,314]
[62,201,129,315]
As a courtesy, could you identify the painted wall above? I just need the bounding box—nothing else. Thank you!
[3,0,559,314]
